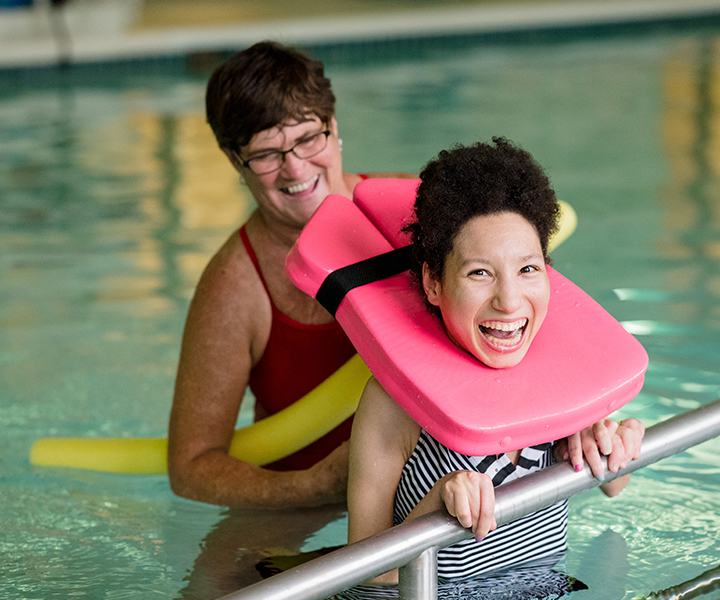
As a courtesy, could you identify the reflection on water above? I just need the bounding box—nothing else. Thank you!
[658,37,720,346]
[1,27,720,600]
[636,563,720,600]
[179,506,347,599]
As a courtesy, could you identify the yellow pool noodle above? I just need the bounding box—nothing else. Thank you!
[549,201,577,253]
[30,353,371,474]
[30,202,576,475]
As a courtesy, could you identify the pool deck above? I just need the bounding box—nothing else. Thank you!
[2,0,720,69]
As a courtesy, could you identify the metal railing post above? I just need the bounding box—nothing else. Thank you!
[398,546,438,600]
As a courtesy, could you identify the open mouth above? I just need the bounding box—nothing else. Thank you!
[478,318,528,350]
[281,174,319,195]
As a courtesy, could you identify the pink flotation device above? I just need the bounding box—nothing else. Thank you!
[286,179,648,455]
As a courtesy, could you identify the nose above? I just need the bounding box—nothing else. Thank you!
[491,276,523,314]
[279,149,306,178]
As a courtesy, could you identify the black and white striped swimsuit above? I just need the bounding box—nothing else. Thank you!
[394,429,568,582]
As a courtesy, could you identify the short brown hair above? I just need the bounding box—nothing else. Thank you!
[205,41,336,151]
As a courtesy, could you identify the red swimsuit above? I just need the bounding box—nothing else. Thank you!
[240,226,356,471]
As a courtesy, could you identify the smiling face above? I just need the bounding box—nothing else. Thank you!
[232,115,346,231]
[422,211,551,369]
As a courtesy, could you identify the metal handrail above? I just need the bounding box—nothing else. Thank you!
[218,398,720,600]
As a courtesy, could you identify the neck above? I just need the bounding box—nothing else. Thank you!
[252,209,304,250]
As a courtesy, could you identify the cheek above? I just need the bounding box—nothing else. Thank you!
[438,294,480,336]
[246,172,277,195]
[530,286,551,331]
[324,150,343,175]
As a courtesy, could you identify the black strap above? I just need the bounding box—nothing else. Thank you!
[316,245,412,317]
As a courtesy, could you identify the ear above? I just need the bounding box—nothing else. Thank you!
[422,263,442,307]
[330,116,339,137]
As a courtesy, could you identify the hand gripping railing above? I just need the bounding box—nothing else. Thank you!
[218,398,720,600]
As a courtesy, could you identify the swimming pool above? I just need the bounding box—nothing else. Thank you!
[2,21,720,600]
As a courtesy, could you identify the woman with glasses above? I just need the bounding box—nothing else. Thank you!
[168,41,413,508]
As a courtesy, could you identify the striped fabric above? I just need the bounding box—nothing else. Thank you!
[394,430,568,581]
[331,553,586,600]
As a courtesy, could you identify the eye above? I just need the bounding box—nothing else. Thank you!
[295,134,320,149]
[469,268,489,277]
[249,151,281,163]
[520,264,540,274]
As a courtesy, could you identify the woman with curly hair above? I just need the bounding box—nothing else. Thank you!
[345,139,644,590]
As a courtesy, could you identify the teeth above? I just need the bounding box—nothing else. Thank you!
[480,319,527,332]
[478,319,528,348]
[284,175,319,194]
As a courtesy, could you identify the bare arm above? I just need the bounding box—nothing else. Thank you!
[347,379,497,584]
[347,378,419,583]
[168,234,348,509]
[347,379,416,543]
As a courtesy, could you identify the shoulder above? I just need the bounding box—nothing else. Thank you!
[196,228,263,309]
[184,221,270,359]
[356,377,409,423]
[352,377,420,461]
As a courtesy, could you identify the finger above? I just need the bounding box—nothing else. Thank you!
[581,434,606,480]
[474,475,495,540]
[455,493,474,531]
[444,482,473,530]
[603,418,619,437]
[442,472,480,531]
[612,424,642,469]
[633,422,645,459]
[620,419,645,459]
[593,420,614,457]
[465,476,483,536]
[606,434,626,472]
[566,432,584,472]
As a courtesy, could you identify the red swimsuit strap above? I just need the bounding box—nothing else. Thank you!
[239,225,341,330]
[239,225,273,301]
[238,225,356,472]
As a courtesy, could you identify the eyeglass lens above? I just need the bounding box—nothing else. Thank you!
[246,131,329,174]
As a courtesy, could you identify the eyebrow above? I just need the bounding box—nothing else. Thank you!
[249,118,327,155]
[519,252,544,262]
[459,252,544,268]
[244,126,325,158]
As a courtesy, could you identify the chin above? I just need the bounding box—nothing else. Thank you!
[484,355,526,369]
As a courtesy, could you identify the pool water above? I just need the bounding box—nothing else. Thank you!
[2,24,720,600]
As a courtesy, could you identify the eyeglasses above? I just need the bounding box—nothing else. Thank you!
[238,130,331,175]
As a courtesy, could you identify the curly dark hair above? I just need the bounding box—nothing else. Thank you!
[404,138,559,309]
[206,41,336,152]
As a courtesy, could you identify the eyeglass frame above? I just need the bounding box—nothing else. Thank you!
[233,129,332,175]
